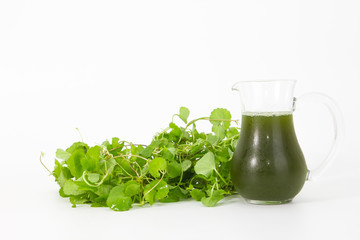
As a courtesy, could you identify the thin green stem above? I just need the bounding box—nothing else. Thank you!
[214,168,227,185]
[185,117,208,130]
[75,128,84,142]
[142,172,165,204]
[185,117,239,130]
[116,164,133,178]
[40,153,53,175]
[177,156,183,186]
[114,154,149,163]
[210,182,216,197]
[113,154,150,177]
[82,163,117,187]
[171,114,178,123]
[122,159,140,177]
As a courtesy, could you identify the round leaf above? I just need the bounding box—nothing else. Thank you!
[149,157,167,178]
[210,108,232,129]
[106,185,133,211]
[181,160,192,172]
[194,152,215,178]
[179,107,190,123]
[144,180,169,205]
[167,162,182,178]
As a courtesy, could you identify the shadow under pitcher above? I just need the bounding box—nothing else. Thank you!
[230,79,343,204]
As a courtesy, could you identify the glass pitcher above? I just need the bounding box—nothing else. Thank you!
[231,79,343,204]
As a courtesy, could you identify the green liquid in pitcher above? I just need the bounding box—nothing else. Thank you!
[231,112,308,203]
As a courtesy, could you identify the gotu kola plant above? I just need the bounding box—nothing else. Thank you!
[42,107,240,211]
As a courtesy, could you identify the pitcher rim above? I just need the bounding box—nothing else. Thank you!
[232,79,297,90]
[235,79,296,83]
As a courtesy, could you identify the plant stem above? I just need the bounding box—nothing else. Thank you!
[113,154,149,163]
[177,156,183,186]
[185,117,208,130]
[82,163,117,187]
[142,172,165,204]
[185,117,239,130]
[75,128,84,142]
[214,168,227,185]
[109,144,147,152]
[40,153,53,175]
[116,164,133,177]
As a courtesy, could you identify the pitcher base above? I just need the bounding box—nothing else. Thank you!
[245,198,292,205]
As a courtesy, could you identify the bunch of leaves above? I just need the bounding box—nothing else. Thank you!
[49,107,240,211]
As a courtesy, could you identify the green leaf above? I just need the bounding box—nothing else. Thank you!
[190,176,208,189]
[167,162,182,178]
[160,186,188,202]
[210,108,232,129]
[215,146,231,162]
[69,196,88,206]
[110,139,124,155]
[194,152,216,178]
[228,148,234,158]
[144,180,169,205]
[82,146,101,171]
[215,154,229,163]
[140,140,160,158]
[160,147,174,161]
[73,177,98,193]
[180,126,190,139]
[56,149,71,161]
[102,140,110,147]
[189,139,205,155]
[66,142,88,154]
[201,189,225,207]
[232,139,238,150]
[96,185,113,199]
[190,189,205,201]
[111,137,121,148]
[212,125,226,139]
[59,187,67,198]
[130,144,140,156]
[168,122,182,142]
[85,173,100,183]
[171,186,188,199]
[124,181,141,197]
[91,202,107,208]
[106,185,133,211]
[115,158,135,177]
[181,160,192,172]
[53,160,62,178]
[148,157,167,178]
[67,149,85,179]
[218,161,231,179]
[206,134,219,145]
[106,158,117,172]
[166,147,176,155]
[63,179,86,196]
[179,107,190,123]
[226,127,239,138]
[141,164,149,176]
[56,166,73,187]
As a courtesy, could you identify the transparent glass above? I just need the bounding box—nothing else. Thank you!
[231,79,343,204]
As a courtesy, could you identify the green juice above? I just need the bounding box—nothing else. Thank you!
[231,112,308,203]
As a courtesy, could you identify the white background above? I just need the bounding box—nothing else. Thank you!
[1,0,360,239]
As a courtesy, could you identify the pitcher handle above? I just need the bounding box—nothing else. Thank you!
[296,92,344,181]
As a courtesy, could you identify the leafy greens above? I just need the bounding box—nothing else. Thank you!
[49,107,239,211]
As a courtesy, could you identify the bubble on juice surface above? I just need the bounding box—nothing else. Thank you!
[243,111,293,117]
